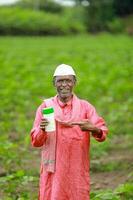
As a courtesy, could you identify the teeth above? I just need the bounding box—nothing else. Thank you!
[61,90,69,93]
[61,89,68,91]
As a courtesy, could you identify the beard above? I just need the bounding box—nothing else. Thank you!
[57,88,73,102]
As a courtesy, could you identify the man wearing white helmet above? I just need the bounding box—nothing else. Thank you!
[30,64,108,200]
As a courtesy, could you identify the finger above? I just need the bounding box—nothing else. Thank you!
[40,123,47,127]
[41,120,49,124]
[40,123,48,128]
[41,121,49,124]
[40,125,45,130]
[71,119,92,124]
[71,122,85,125]
[63,123,73,127]
[40,121,49,125]
[41,118,49,122]
[40,123,49,127]
[79,126,87,131]
[59,121,72,127]
[80,125,92,129]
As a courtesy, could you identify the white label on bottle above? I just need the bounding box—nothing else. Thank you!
[43,113,56,132]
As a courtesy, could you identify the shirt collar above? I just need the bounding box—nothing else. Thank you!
[57,95,73,108]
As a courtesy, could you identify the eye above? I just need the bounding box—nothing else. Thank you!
[56,79,73,85]
[56,80,62,84]
[59,80,63,83]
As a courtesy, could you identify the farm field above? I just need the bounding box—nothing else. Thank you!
[0,34,133,199]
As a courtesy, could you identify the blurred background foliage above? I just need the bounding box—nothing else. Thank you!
[0,34,133,199]
[0,0,133,35]
[0,0,133,199]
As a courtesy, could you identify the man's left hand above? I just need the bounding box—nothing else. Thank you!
[70,121,102,136]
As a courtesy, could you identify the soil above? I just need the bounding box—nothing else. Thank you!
[90,170,133,191]
[90,136,133,191]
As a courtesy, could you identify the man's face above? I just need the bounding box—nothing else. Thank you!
[54,75,76,99]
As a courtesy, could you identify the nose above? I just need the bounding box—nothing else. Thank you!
[62,80,67,86]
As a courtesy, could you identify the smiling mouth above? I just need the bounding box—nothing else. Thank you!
[60,89,70,93]
[61,91,69,93]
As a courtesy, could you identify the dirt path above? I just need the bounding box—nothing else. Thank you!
[90,136,133,191]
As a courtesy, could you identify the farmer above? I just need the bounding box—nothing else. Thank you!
[30,64,108,200]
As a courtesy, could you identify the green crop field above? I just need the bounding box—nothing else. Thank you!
[0,34,133,199]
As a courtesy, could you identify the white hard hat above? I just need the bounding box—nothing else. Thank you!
[53,64,76,77]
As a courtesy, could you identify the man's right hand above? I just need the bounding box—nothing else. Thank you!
[39,118,49,131]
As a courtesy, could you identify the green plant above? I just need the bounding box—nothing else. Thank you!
[107,18,124,33]
[115,183,133,199]
[16,0,63,13]
[85,0,114,32]
[0,7,85,35]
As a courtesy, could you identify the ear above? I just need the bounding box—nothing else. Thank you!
[73,76,77,85]
[53,77,56,87]
[53,77,55,86]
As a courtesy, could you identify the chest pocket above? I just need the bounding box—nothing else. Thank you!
[60,125,85,141]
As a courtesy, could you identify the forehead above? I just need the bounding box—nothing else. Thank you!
[55,75,74,81]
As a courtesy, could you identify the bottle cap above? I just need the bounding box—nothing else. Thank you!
[42,107,54,114]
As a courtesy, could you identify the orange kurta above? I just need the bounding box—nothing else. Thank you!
[31,95,108,200]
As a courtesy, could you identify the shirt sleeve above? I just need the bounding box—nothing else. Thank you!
[30,102,47,147]
[86,102,108,142]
